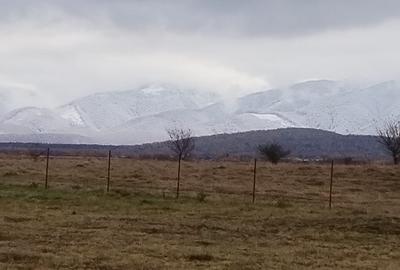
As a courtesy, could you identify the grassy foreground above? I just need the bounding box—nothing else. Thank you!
[0,156,400,269]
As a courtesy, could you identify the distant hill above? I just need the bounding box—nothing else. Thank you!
[0,128,387,161]
[129,128,386,160]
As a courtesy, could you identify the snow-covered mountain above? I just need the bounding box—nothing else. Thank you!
[237,80,400,135]
[98,103,295,144]
[56,85,219,130]
[0,81,398,144]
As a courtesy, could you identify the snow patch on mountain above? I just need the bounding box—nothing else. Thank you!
[59,105,86,127]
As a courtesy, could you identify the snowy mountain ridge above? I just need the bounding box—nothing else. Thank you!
[0,81,398,145]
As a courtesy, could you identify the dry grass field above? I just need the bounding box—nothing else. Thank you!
[0,154,400,269]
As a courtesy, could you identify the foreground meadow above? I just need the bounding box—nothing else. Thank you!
[0,154,400,269]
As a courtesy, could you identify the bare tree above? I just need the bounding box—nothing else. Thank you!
[166,128,195,198]
[377,120,400,165]
[258,143,290,164]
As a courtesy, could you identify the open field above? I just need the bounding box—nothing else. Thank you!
[1,154,400,269]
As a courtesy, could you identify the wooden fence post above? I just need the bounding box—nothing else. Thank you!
[252,158,257,203]
[176,155,181,199]
[107,150,111,192]
[329,160,334,209]
[45,148,50,189]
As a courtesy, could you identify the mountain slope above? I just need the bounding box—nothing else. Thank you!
[57,85,219,130]
[123,128,386,160]
[236,80,347,114]
[99,103,296,144]
[0,107,92,136]
[0,80,398,144]
[236,80,400,135]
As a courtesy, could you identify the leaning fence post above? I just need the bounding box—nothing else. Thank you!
[45,148,50,189]
[329,160,334,209]
[107,150,111,192]
[252,158,257,203]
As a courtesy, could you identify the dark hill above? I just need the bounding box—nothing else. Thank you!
[0,128,387,161]
[131,128,386,160]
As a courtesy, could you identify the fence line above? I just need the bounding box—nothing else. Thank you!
[0,149,350,207]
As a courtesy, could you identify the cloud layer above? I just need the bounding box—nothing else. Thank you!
[0,0,399,107]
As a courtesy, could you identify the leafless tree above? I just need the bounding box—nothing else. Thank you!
[166,128,195,198]
[377,120,400,165]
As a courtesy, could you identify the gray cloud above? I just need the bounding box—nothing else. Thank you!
[0,0,399,108]
[1,0,400,37]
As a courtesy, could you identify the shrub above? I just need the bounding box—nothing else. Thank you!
[258,143,290,164]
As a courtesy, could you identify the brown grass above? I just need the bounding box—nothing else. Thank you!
[0,154,400,269]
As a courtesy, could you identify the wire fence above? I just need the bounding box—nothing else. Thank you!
[1,149,399,208]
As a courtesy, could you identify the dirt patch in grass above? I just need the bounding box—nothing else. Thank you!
[3,216,33,223]
[187,254,214,262]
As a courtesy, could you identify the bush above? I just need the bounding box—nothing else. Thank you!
[258,143,290,164]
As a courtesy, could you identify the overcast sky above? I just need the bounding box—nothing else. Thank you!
[1,0,400,107]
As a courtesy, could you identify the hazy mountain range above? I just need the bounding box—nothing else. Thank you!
[0,80,398,145]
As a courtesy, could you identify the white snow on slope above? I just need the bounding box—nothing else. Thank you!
[250,113,280,121]
[96,103,297,145]
[59,105,86,127]
[56,85,219,131]
[0,80,399,144]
